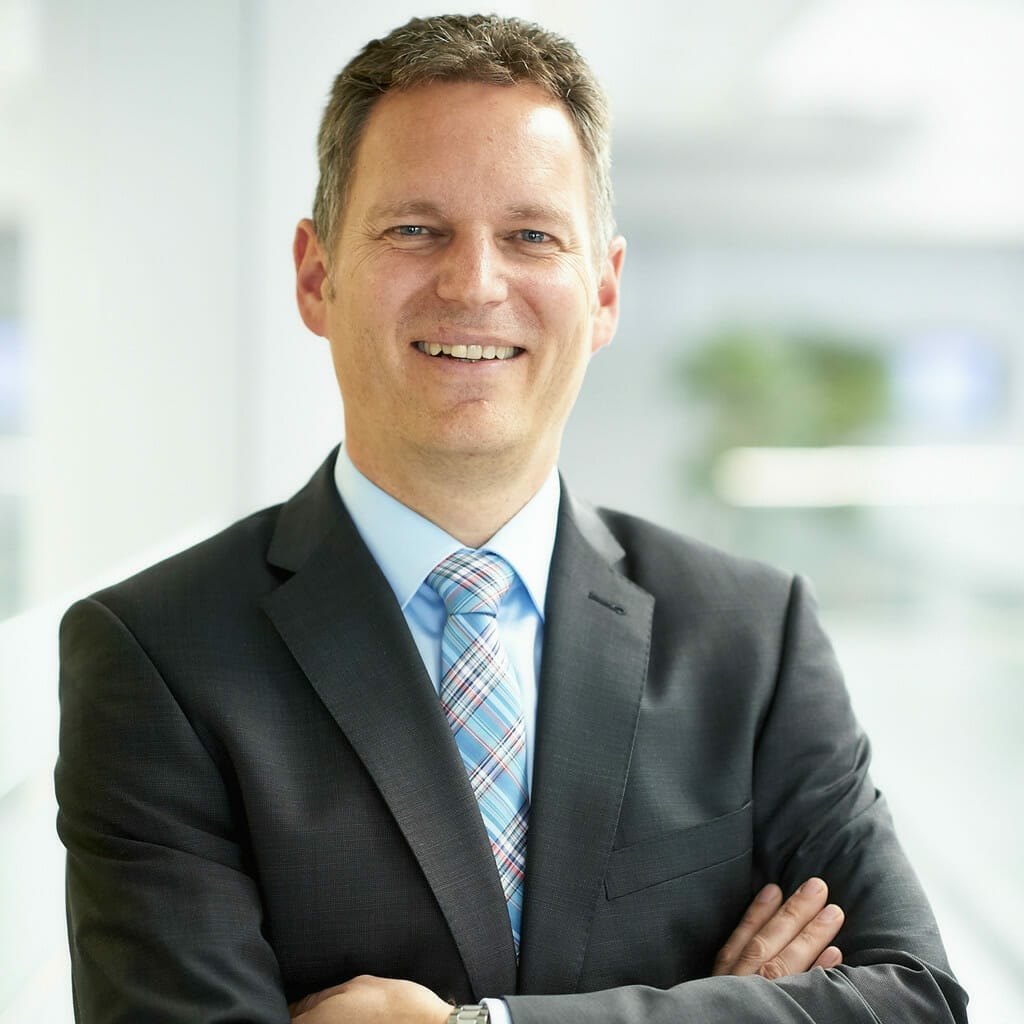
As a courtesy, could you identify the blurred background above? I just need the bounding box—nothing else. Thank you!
[1,0,1021,1019]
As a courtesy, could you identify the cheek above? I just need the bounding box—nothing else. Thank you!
[325,334,359,394]
[336,249,421,308]
[526,272,592,336]
[549,301,598,366]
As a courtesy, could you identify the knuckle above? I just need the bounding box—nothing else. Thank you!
[737,932,771,965]
[759,957,789,981]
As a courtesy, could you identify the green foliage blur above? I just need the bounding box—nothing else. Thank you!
[680,325,890,472]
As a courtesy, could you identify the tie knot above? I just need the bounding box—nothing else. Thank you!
[427,549,515,617]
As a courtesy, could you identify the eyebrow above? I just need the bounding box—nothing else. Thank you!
[366,200,447,222]
[505,204,574,229]
[366,199,574,229]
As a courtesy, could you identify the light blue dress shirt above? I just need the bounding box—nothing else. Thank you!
[333,445,560,793]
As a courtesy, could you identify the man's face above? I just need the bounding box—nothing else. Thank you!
[295,80,624,485]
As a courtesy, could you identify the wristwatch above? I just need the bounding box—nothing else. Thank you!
[448,1005,490,1024]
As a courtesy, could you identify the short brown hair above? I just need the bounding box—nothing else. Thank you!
[312,13,615,263]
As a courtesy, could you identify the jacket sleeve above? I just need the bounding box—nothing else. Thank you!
[505,575,969,1023]
[55,596,291,1024]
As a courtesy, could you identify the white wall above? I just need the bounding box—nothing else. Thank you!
[23,0,245,603]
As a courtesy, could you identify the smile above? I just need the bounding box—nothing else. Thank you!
[414,341,522,361]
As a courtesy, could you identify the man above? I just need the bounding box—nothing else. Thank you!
[56,13,967,1024]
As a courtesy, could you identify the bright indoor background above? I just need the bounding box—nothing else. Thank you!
[2,0,1021,1019]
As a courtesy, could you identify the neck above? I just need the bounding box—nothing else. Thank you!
[346,443,556,548]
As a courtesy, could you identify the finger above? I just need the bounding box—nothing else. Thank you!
[288,983,350,1017]
[812,945,843,970]
[758,903,846,980]
[729,877,831,977]
[712,884,783,976]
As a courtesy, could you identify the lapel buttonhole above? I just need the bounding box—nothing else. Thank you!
[587,591,626,615]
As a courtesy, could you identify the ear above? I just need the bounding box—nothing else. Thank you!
[590,235,626,355]
[294,218,332,336]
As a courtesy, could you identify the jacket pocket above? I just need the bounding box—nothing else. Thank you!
[604,801,752,899]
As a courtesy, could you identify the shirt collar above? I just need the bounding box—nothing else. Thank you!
[334,445,559,619]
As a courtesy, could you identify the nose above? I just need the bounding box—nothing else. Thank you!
[435,232,508,308]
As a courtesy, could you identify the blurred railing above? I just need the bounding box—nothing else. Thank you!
[0,596,68,1024]
[0,524,217,1024]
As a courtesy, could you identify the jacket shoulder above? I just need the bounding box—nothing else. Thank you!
[69,503,286,630]
[593,505,796,610]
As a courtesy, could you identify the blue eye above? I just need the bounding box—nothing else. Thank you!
[520,229,549,243]
[396,225,428,236]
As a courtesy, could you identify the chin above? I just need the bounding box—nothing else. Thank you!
[417,426,524,463]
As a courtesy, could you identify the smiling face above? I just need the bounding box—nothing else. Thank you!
[294,80,624,495]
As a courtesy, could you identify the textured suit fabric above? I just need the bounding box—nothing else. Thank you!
[55,450,968,1023]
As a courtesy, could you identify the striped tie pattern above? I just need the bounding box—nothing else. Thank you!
[428,549,529,953]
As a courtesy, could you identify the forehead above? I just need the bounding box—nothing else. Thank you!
[347,81,591,216]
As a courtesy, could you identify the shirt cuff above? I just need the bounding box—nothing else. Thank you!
[482,997,512,1024]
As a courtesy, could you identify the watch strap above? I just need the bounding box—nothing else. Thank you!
[448,1005,490,1024]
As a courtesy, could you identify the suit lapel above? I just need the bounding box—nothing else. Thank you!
[518,493,654,994]
[262,454,518,998]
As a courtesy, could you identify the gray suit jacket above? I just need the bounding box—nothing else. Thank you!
[56,450,967,1022]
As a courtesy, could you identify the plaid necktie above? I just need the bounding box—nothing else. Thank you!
[428,549,529,954]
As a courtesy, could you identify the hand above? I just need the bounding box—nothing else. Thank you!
[712,877,845,980]
[289,974,452,1024]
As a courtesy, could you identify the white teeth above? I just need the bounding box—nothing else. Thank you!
[415,341,520,361]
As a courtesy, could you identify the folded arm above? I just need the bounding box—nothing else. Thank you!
[57,597,293,1023]
[506,575,967,1023]
[288,879,848,1022]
